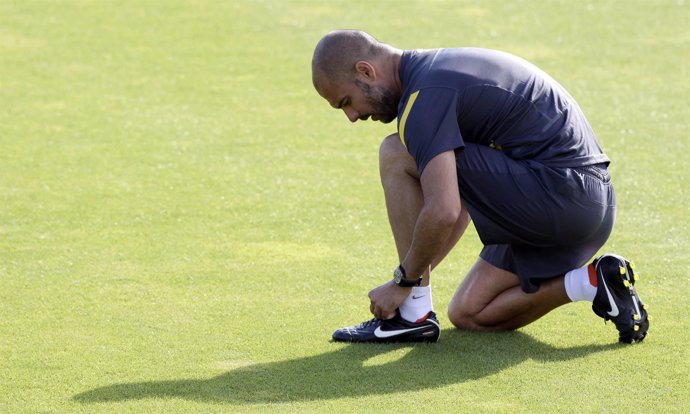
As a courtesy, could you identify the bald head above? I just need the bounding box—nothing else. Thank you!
[312,30,392,93]
[312,30,403,124]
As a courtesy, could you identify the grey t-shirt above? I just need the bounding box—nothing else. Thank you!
[397,48,609,174]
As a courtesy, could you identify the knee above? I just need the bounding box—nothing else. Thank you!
[447,297,509,332]
[447,294,476,330]
[379,133,417,179]
[378,133,405,164]
[447,305,480,331]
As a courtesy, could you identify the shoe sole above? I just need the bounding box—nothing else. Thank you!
[378,322,441,343]
[607,256,649,344]
[332,319,441,343]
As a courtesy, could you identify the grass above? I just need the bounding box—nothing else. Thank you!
[1,0,688,412]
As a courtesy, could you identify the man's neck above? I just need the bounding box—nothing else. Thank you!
[390,49,404,95]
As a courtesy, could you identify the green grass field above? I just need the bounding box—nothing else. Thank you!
[1,0,689,412]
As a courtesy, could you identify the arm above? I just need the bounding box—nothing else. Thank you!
[400,150,462,280]
[369,150,462,319]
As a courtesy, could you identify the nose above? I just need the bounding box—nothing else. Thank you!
[343,108,359,123]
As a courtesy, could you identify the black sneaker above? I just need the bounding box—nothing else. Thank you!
[332,311,440,343]
[592,254,649,343]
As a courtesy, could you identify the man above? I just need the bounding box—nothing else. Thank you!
[311,30,649,344]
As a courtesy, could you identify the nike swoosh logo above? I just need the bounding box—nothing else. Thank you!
[411,295,425,299]
[600,274,619,317]
[373,325,428,338]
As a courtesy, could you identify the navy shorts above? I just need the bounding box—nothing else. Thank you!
[455,143,616,293]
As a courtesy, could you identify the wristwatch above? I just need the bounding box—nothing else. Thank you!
[393,264,422,287]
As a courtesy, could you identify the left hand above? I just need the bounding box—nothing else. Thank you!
[368,280,411,320]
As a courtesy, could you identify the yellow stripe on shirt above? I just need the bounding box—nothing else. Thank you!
[398,90,420,149]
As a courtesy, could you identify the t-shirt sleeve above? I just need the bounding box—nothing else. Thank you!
[398,87,465,174]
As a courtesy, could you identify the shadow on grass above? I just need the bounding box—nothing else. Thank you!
[74,330,618,404]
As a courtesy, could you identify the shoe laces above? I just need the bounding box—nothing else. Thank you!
[357,317,380,329]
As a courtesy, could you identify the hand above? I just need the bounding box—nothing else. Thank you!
[368,280,411,320]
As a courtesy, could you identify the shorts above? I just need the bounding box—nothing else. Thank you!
[455,143,616,293]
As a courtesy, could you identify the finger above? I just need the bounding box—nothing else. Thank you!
[382,310,396,320]
[374,306,384,320]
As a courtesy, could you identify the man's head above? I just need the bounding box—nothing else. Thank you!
[312,30,402,124]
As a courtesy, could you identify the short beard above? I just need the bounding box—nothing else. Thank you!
[353,79,398,123]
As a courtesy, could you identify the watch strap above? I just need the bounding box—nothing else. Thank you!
[394,265,422,287]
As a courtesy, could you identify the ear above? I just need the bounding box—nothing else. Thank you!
[354,61,376,80]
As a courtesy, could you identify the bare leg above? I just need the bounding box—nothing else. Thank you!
[448,258,571,331]
[379,134,470,285]
[380,133,568,329]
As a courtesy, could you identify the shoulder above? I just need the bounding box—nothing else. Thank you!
[401,47,509,91]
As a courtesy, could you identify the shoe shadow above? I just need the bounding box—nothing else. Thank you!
[73,330,618,404]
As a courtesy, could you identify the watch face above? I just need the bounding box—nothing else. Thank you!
[393,267,404,284]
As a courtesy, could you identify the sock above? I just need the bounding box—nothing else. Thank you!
[564,263,598,302]
[399,285,433,322]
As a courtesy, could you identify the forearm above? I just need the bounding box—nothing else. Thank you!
[401,203,459,281]
[430,208,470,271]
[397,150,464,283]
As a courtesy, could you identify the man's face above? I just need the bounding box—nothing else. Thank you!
[318,77,398,124]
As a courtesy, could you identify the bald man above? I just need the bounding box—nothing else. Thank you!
[312,30,649,344]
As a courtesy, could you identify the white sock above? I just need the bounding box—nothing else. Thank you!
[399,285,433,322]
[564,264,597,302]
